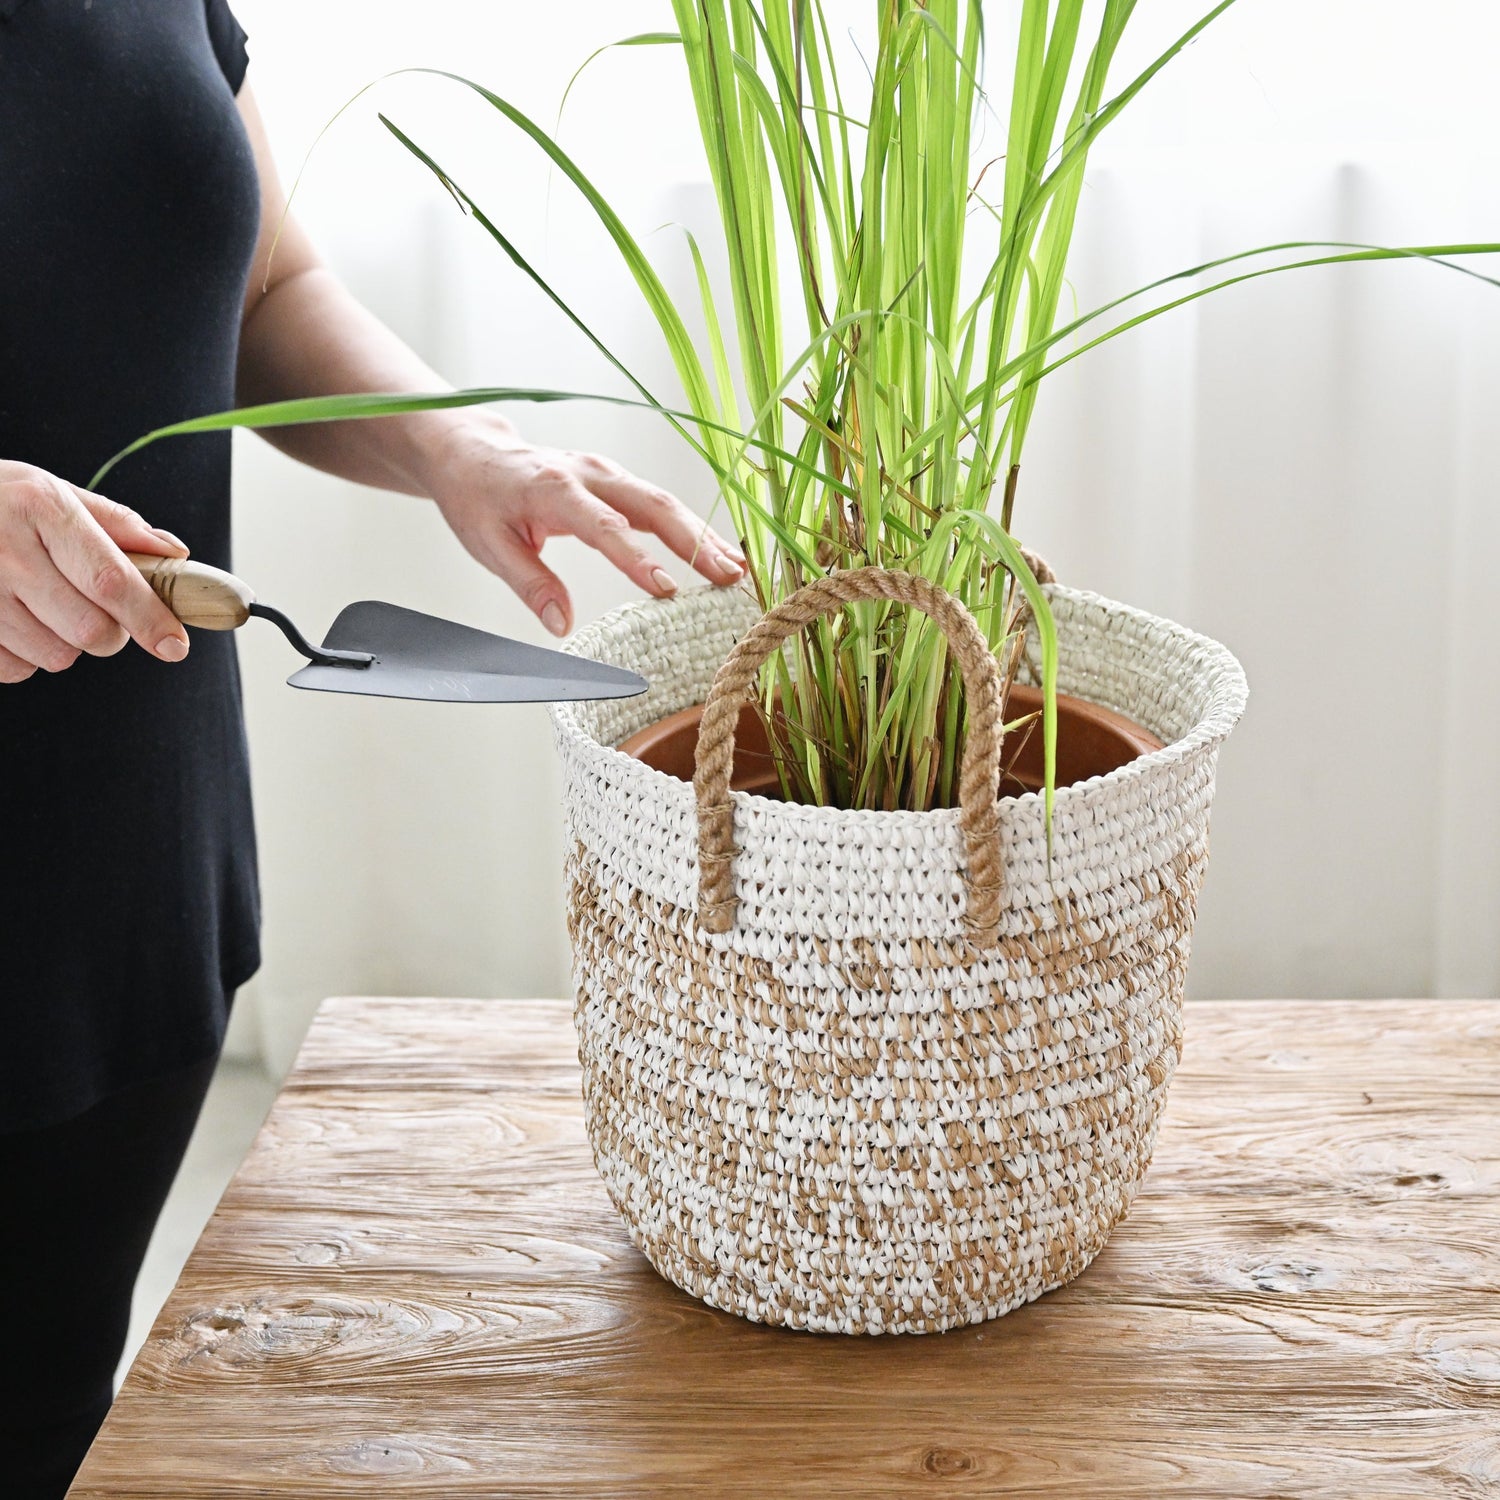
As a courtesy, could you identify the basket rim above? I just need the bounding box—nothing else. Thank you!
[553,580,1247,831]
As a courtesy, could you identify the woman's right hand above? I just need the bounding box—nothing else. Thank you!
[0,461,193,683]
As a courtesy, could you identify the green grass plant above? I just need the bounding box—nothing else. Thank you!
[97,1,1500,819]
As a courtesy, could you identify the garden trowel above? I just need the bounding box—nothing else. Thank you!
[129,555,647,704]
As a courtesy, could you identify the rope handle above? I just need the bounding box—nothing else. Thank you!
[692,566,1007,946]
[1019,547,1056,585]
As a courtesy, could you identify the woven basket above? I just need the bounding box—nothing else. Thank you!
[552,570,1246,1334]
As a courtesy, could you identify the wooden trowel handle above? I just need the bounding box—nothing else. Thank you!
[128,553,256,631]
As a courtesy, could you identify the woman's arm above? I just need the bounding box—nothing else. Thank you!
[234,86,744,637]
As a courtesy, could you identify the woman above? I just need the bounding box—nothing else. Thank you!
[0,3,743,1492]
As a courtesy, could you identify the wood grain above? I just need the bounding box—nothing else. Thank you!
[71,998,1500,1498]
[128,553,254,631]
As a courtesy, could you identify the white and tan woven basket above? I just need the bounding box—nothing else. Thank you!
[553,571,1246,1334]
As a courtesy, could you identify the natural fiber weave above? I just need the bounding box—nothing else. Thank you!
[553,575,1246,1334]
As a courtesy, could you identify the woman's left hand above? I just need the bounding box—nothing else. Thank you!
[424,417,746,637]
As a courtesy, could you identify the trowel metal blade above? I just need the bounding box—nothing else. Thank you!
[286,600,648,704]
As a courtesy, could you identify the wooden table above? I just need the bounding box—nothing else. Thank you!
[72,998,1500,1498]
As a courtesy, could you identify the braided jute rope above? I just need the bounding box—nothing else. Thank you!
[693,567,1006,944]
[1019,546,1056,585]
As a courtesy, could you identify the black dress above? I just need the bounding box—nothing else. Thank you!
[0,0,262,1129]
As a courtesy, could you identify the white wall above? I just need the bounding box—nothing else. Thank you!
[226,1,1500,1071]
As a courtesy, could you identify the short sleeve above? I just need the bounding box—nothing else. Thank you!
[204,0,249,94]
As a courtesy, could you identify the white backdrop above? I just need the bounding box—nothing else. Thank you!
[224,0,1500,1073]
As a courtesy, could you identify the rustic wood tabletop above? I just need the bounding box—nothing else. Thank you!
[71,997,1500,1498]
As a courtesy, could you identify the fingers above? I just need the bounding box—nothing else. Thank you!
[585,464,746,585]
[433,441,748,632]
[483,533,575,637]
[0,641,39,683]
[508,465,675,612]
[565,481,684,601]
[77,487,190,560]
[0,588,85,672]
[7,477,189,662]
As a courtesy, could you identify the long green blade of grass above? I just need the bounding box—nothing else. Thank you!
[115,4,1499,825]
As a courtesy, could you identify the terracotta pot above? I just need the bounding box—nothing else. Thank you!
[617,682,1163,803]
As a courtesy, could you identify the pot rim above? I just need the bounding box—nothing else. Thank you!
[554,580,1247,830]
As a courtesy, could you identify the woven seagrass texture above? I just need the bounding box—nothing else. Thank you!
[553,581,1246,1334]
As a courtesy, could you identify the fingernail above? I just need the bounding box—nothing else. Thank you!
[155,636,189,663]
[651,567,678,596]
[541,602,567,637]
[710,550,743,582]
[151,528,189,554]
